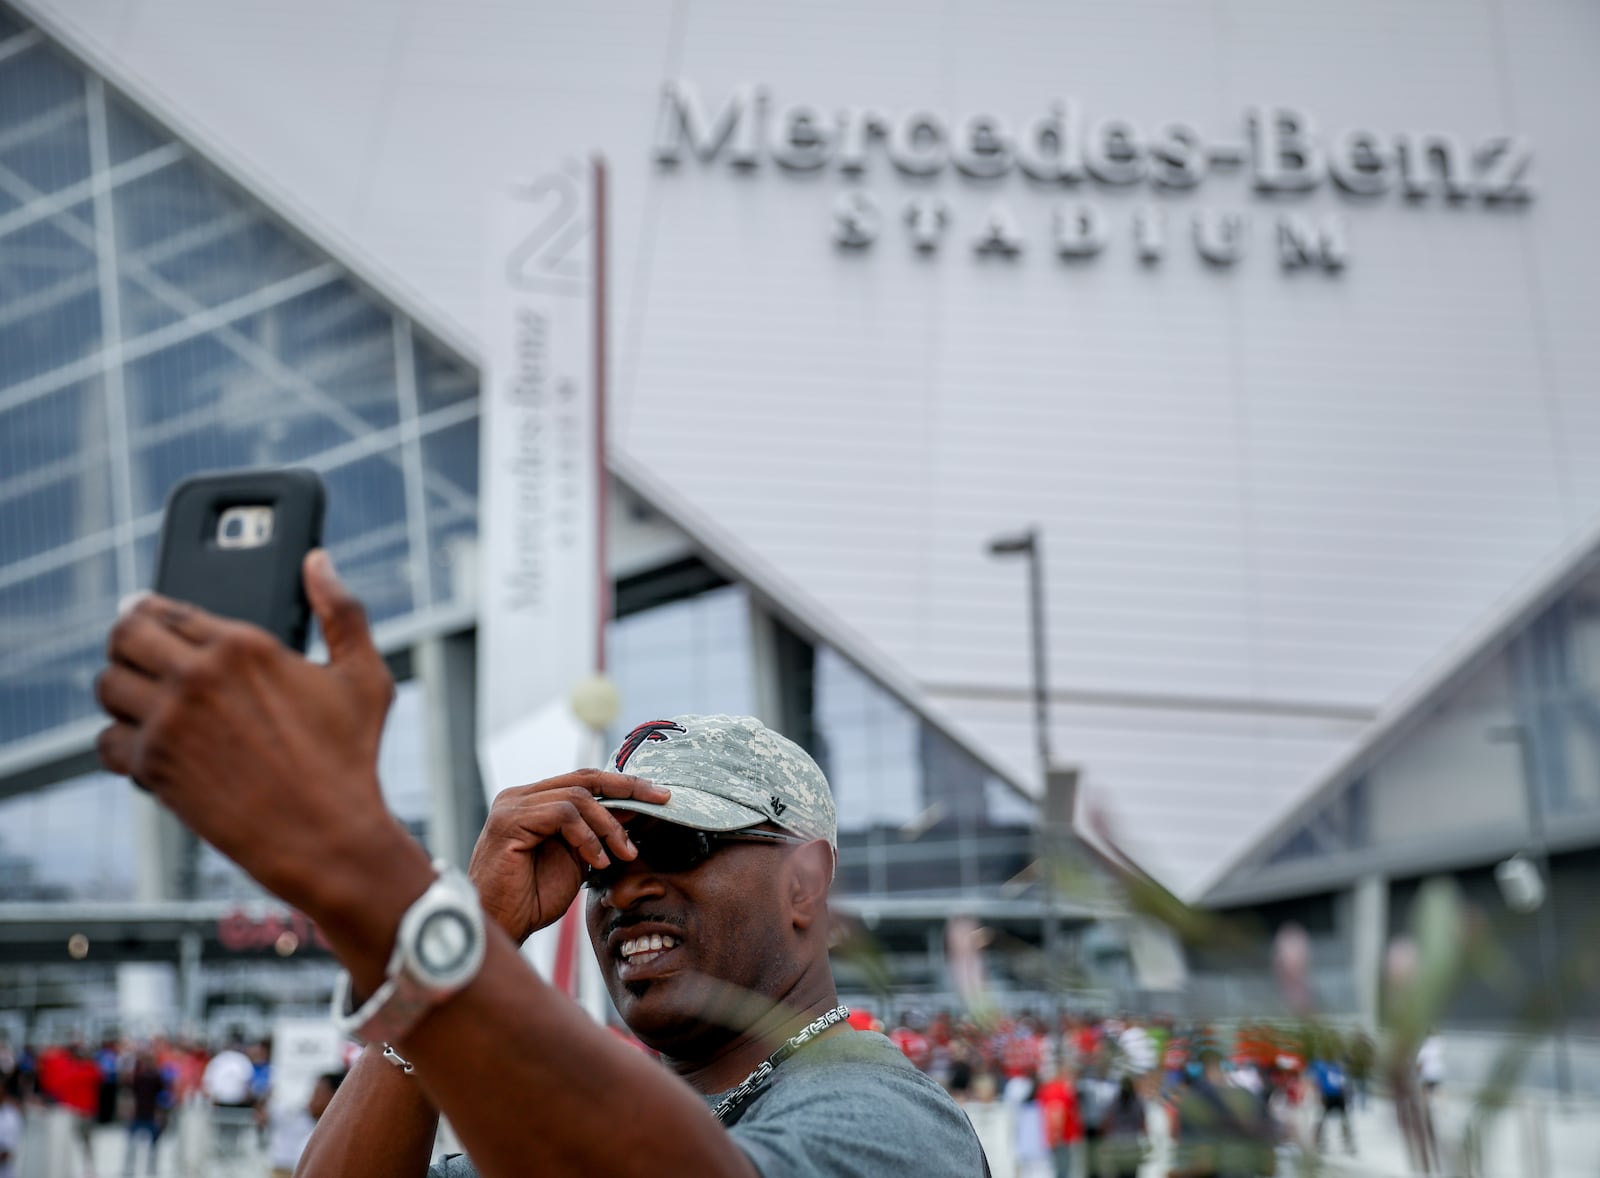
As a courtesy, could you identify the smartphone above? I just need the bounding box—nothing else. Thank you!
[153,468,327,652]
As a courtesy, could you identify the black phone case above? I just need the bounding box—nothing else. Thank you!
[153,468,327,652]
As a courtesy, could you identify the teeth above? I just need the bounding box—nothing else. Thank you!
[620,934,680,959]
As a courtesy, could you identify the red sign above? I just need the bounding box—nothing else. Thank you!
[216,908,332,953]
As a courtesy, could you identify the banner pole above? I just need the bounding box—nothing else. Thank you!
[593,156,610,675]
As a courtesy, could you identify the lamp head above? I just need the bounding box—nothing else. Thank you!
[987,529,1037,556]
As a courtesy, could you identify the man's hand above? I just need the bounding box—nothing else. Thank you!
[95,551,432,974]
[468,771,670,944]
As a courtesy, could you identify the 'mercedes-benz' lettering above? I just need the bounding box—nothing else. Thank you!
[658,81,1534,273]
[653,80,1535,203]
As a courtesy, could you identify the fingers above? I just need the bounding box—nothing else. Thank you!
[559,768,671,805]
[95,720,139,778]
[548,800,614,869]
[107,596,221,679]
[95,664,163,724]
[303,550,378,667]
[143,593,232,646]
[486,784,643,866]
[304,550,392,711]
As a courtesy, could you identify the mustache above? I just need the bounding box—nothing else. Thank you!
[604,910,688,939]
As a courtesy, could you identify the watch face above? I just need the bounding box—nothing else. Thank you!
[416,910,476,977]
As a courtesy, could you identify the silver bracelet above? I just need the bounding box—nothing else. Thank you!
[382,1043,415,1073]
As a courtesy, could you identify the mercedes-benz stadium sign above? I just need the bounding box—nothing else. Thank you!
[653,81,1534,270]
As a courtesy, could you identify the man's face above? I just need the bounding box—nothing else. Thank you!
[584,817,805,1058]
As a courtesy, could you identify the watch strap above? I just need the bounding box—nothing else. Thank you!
[332,966,444,1046]
[329,859,485,1046]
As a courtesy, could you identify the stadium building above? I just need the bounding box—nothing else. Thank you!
[0,0,1596,1075]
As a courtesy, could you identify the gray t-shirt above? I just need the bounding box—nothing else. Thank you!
[428,1029,986,1176]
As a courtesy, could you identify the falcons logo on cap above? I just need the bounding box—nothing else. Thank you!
[614,720,686,771]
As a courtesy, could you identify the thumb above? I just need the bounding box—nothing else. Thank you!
[303,549,381,672]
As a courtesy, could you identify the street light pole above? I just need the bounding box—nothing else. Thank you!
[988,527,1061,990]
[988,527,1053,780]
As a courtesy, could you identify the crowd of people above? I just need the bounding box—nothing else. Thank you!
[846,1008,1384,1178]
[0,1011,1440,1178]
[0,1032,347,1177]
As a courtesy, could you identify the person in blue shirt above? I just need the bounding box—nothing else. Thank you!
[1308,1055,1354,1155]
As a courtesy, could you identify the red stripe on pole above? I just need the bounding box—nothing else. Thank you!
[551,899,582,998]
[592,156,609,674]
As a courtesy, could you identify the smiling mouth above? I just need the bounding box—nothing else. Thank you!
[618,933,681,966]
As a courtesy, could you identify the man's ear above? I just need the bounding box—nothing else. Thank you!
[785,841,833,931]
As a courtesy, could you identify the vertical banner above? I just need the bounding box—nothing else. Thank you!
[479,158,608,1017]
[269,1018,344,1118]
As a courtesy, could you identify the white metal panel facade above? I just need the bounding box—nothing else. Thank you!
[30,0,1600,896]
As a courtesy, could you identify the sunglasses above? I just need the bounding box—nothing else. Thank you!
[584,824,808,891]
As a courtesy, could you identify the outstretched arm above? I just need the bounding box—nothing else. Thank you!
[97,553,758,1178]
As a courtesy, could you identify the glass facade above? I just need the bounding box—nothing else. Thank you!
[604,585,1036,898]
[814,648,1034,897]
[605,584,758,720]
[0,10,480,751]
[0,682,433,904]
[185,679,436,902]
[1252,560,1600,876]
[0,771,134,901]
[0,7,1036,921]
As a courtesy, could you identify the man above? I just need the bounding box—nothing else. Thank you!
[202,1035,256,1158]
[42,1041,100,1178]
[1170,1042,1276,1178]
[0,1082,19,1178]
[887,1014,931,1074]
[122,1045,171,1178]
[1033,1064,1081,1178]
[95,552,986,1177]
[1414,1032,1445,1171]
[1308,1052,1353,1155]
[202,1037,254,1109]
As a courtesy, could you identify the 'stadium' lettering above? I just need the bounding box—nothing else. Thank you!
[835,195,1346,272]
[653,82,1536,204]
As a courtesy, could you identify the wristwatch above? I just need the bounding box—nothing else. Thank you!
[331,859,487,1046]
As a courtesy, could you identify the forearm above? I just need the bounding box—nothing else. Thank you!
[299,810,752,1176]
[296,1046,440,1178]
[395,932,757,1178]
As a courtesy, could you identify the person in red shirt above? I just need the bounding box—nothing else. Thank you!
[59,1049,101,1119]
[845,1008,883,1034]
[1001,1025,1044,1081]
[40,1042,101,1175]
[1035,1064,1082,1178]
[888,1017,932,1073]
[1073,1019,1100,1064]
[34,1045,68,1106]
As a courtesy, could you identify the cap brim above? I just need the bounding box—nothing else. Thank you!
[598,786,767,833]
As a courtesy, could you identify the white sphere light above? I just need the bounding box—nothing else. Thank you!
[570,673,622,733]
[1495,854,1545,913]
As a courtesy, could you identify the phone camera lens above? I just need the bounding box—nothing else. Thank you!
[223,516,244,539]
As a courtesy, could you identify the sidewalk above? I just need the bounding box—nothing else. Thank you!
[19,1106,267,1178]
[1305,1088,1593,1178]
[1118,1089,1596,1178]
[1274,1091,1597,1178]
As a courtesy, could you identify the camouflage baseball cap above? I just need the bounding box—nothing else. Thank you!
[599,714,836,849]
